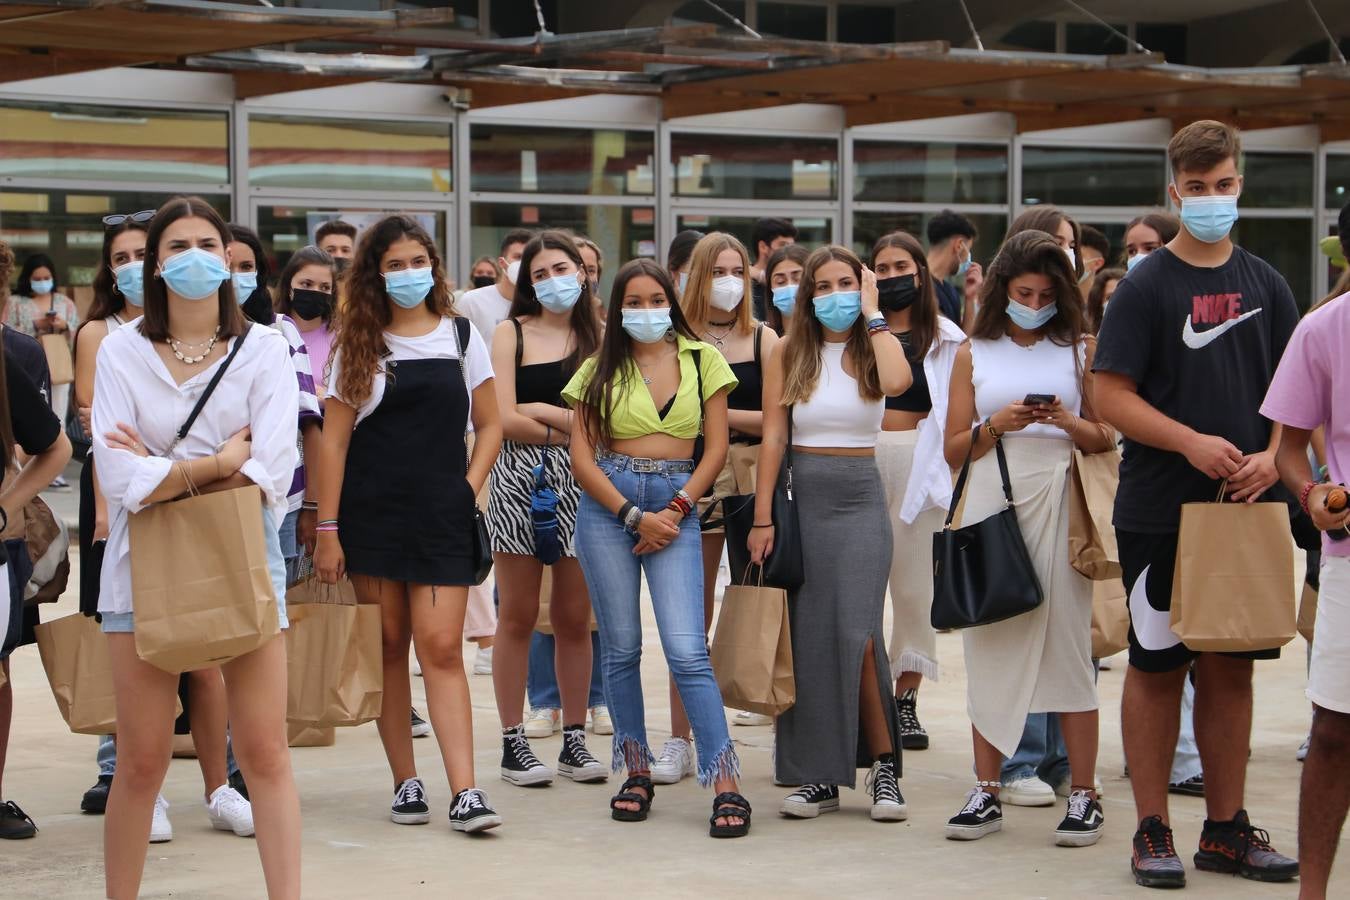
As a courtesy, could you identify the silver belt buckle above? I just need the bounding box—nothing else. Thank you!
[630,457,658,473]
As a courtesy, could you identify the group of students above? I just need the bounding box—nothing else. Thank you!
[0,115,1345,899]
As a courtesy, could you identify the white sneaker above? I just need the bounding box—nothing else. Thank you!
[1052,776,1105,799]
[650,737,695,785]
[1098,654,1115,670]
[150,795,173,843]
[733,710,772,727]
[1297,735,1310,761]
[1000,775,1056,807]
[206,785,255,837]
[523,707,560,739]
[589,705,613,735]
[473,645,494,676]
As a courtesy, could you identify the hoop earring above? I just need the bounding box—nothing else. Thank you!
[664,327,675,343]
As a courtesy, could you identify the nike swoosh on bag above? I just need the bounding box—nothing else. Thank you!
[1181,308,1263,350]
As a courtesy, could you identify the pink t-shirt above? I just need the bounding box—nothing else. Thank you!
[298,323,335,396]
[1261,291,1350,556]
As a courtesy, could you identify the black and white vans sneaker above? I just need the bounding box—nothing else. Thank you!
[895,689,929,751]
[391,777,431,825]
[866,756,908,822]
[557,726,608,783]
[780,783,840,819]
[500,725,555,786]
[945,788,1003,841]
[1054,789,1105,847]
[449,788,502,833]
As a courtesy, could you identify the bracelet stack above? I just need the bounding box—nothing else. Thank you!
[866,315,889,336]
[666,488,694,517]
[301,500,319,512]
[617,501,643,533]
[316,518,339,534]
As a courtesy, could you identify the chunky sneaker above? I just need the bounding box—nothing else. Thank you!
[410,707,431,738]
[1001,774,1055,807]
[1168,773,1205,797]
[1131,815,1186,888]
[946,788,1003,840]
[449,788,501,833]
[589,705,613,735]
[1194,809,1299,882]
[82,774,113,814]
[500,725,554,786]
[1054,789,1104,847]
[206,785,254,837]
[472,645,493,676]
[865,756,907,822]
[780,783,840,819]
[557,726,608,783]
[895,689,929,751]
[150,795,173,843]
[651,737,696,785]
[391,777,431,825]
[523,707,560,739]
[734,710,773,727]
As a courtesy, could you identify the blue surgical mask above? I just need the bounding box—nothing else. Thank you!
[1126,251,1148,272]
[159,247,230,301]
[29,278,54,295]
[382,267,435,309]
[1007,295,1057,330]
[231,272,258,305]
[621,307,672,344]
[1179,194,1240,244]
[771,284,797,317]
[676,272,689,295]
[113,261,144,307]
[813,290,862,333]
[533,273,583,314]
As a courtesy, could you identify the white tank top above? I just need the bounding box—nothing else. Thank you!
[792,342,884,448]
[971,336,1084,441]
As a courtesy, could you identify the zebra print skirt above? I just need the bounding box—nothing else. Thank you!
[487,438,581,558]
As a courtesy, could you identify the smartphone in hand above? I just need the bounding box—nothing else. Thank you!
[1023,393,1056,406]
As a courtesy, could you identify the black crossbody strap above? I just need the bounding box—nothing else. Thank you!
[943,423,1015,528]
[168,325,250,452]
[692,348,704,436]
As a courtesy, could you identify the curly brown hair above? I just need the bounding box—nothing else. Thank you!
[971,230,1085,346]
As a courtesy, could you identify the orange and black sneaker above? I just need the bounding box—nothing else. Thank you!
[1194,809,1299,882]
[1131,815,1185,888]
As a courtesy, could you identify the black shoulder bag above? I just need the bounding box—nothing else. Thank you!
[722,407,802,590]
[930,425,1043,630]
[452,316,494,584]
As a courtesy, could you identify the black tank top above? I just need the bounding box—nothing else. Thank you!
[725,324,764,412]
[885,332,932,413]
[512,319,568,406]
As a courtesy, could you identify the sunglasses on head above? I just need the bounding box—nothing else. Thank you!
[102,210,155,227]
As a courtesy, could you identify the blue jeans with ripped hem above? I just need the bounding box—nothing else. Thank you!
[573,455,737,786]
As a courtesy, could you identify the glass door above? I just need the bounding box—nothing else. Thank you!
[664,207,836,263]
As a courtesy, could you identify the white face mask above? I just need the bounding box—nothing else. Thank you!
[505,259,521,284]
[709,275,744,312]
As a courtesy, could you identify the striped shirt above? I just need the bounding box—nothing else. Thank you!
[276,314,322,513]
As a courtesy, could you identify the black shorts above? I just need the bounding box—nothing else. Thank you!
[1118,529,1281,674]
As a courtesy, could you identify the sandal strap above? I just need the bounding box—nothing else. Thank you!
[711,791,752,817]
[621,775,655,796]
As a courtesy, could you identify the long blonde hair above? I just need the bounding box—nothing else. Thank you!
[681,232,754,335]
[780,245,882,405]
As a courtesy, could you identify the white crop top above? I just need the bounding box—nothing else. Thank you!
[792,342,884,448]
[971,336,1084,441]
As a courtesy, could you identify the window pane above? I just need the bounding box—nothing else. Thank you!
[851,210,1006,273]
[1021,147,1165,207]
[1236,217,1312,311]
[1136,23,1188,64]
[1327,155,1350,210]
[999,21,1056,53]
[470,203,655,300]
[469,126,654,196]
[838,4,896,44]
[1241,153,1313,209]
[1065,22,1128,55]
[672,1,745,25]
[255,204,447,278]
[758,2,827,41]
[0,102,228,185]
[854,141,1007,204]
[672,133,837,200]
[249,115,451,193]
[673,214,833,254]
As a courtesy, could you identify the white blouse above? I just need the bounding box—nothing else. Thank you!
[92,323,299,616]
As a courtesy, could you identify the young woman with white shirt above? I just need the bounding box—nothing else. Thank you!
[749,245,912,824]
[91,196,301,898]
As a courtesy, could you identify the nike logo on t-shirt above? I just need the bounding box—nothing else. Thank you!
[1181,308,1263,350]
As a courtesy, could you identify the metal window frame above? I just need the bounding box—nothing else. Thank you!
[846,132,1014,210]
[464,120,658,200]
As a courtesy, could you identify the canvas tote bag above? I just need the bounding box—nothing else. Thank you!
[283,577,382,728]
[710,568,795,716]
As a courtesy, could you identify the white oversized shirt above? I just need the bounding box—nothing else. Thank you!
[92,323,299,616]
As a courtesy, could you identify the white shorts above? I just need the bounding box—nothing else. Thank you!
[1309,555,1350,714]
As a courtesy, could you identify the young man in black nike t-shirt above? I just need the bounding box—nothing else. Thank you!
[1094,120,1300,889]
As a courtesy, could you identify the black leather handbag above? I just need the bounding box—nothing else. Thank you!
[453,316,494,585]
[931,425,1043,630]
[722,408,802,590]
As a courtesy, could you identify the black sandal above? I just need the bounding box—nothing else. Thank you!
[709,791,752,838]
[610,775,655,822]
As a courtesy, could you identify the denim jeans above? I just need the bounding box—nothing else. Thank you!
[279,508,300,586]
[97,732,240,780]
[527,629,605,710]
[574,454,737,786]
[1001,713,1069,787]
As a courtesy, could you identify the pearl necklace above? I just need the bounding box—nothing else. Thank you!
[168,327,221,365]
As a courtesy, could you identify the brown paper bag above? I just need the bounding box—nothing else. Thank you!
[130,487,279,673]
[41,334,74,386]
[287,723,336,747]
[1091,578,1130,658]
[710,579,794,716]
[284,578,382,728]
[1069,448,1122,581]
[1298,582,1317,643]
[1170,499,1296,652]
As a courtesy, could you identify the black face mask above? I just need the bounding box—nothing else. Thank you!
[333,257,351,275]
[877,274,919,313]
[290,288,333,321]
[471,274,495,289]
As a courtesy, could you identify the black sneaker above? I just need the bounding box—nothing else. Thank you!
[1168,773,1204,797]
[865,756,907,822]
[0,801,37,839]
[81,775,113,814]
[390,777,431,825]
[1054,789,1104,847]
[1194,809,1299,882]
[780,783,840,819]
[895,689,929,751]
[557,725,608,783]
[1131,815,1186,888]
[410,707,431,738]
[500,725,554,787]
[449,788,501,833]
[945,788,1003,841]
[228,769,250,802]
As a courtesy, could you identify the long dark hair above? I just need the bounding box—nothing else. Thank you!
[871,230,938,362]
[88,219,148,322]
[0,337,16,472]
[17,253,58,298]
[509,230,601,373]
[763,242,810,334]
[1006,205,1083,281]
[576,258,698,450]
[1086,266,1125,335]
[228,224,275,326]
[139,196,245,343]
[275,245,336,323]
[971,230,1085,347]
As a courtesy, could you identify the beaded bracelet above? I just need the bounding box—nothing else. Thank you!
[1300,480,1317,514]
